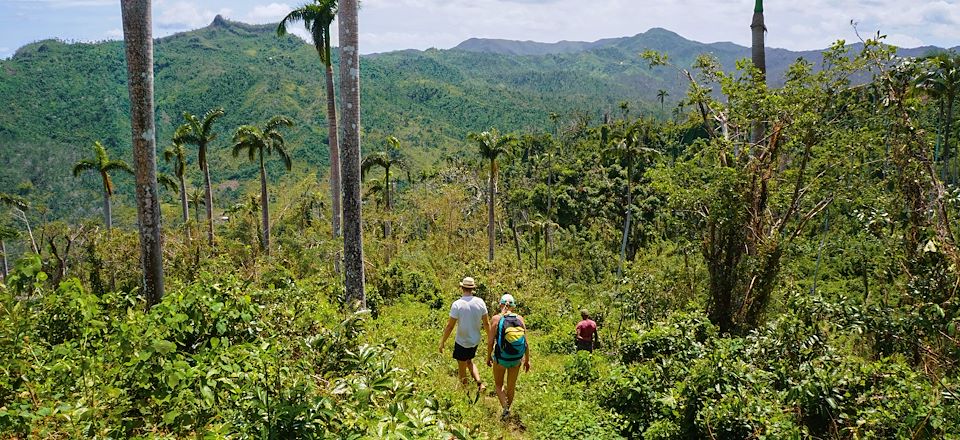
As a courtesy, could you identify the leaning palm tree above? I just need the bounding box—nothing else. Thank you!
[278,0,342,238]
[339,0,365,308]
[163,141,190,227]
[361,136,407,239]
[121,0,164,305]
[469,129,517,262]
[0,193,27,280]
[750,0,767,145]
[232,115,294,256]
[174,107,225,246]
[72,141,134,230]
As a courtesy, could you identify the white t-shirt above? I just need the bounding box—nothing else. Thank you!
[449,295,488,347]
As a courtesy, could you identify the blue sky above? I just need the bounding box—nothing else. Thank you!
[1,0,958,59]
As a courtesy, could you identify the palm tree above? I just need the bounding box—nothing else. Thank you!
[469,129,517,262]
[916,51,960,183]
[232,115,294,256]
[339,0,365,308]
[606,118,660,278]
[174,107,225,246]
[163,141,190,227]
[361,136,407,239]
[278,0,342,239]
[157,173,180,195]
[0,193,27,280]
[121,0,164,305]
[187,186,205,223]
[750,0,767,145]
[72,141,134,230]
[657,89,669,113]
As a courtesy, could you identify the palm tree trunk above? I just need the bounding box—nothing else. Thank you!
[617,161,633,278]
[1,240,8,280]
[178,173,189,237]
[488,160,496,262]
[750,0,767,147]
[103,188,113,230]
[202,161,215,245]
[121,0,164,306]
[339,0,366,309]
[259,150,270,255]
[946,96,955,184]
[384,166,392,239]
[324,59,342,238]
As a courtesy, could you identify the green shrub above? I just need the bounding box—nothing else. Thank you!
[374,262,443,309]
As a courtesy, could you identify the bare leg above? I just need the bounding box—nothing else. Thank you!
[467,359,482,385]
[505,365,520,408]
[457,360,469,385]
[492,362,508,410]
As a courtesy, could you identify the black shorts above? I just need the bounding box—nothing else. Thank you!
[452,343,478,361]
[575,339,594,352]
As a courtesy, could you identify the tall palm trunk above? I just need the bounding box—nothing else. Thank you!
[750,0,767,146]
[202,161,215,245]
[178,173,189,236]
[488,160,496,262]
[339,0,365,308]
[324,55,342,238]
[259,149,270,255]
[510,214,522,263]
[102,182,113,230]
[617,161,633,278]
[384,165,392,238]
[946,95,956,184]
[121,0,164,305]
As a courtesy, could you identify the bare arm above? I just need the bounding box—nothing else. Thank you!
[439,317,456,353]
[486,314,499,366]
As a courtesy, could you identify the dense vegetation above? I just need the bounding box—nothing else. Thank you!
[3,9,960,440]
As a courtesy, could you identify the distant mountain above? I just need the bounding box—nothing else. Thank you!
[0,19,954,221]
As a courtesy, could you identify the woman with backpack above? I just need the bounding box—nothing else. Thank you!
[485,293,530,421]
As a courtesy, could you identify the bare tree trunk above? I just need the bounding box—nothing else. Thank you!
[13,208,38,254]
[202,161,215,245]
[1,240,8,280]
[339,0,366,309]
[325,61,342,239]
[259,150,270,255]
[510,215,521,263]
[488,161,496,262]
[103,188,113,230]
[749,0,767,146]
[121,0,164,306]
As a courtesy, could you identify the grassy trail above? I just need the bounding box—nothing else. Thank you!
[366,301,575,439]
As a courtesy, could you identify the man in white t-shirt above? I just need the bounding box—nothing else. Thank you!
[439,276,490,400]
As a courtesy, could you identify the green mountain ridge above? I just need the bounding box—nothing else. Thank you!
[0,16,954,223]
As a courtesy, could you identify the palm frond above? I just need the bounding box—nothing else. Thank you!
[157,173,180,193]
[72,159,98,177]
[0,193,28,210]
[103,160,134,175]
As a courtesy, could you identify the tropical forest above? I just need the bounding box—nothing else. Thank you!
[1,0,960,438]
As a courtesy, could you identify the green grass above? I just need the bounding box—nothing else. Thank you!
[365,300,621,439]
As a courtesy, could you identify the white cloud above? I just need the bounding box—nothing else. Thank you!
[154,0,231,31]
[104,28,123,39]
[243,3,293,24]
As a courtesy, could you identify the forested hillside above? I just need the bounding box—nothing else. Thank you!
[2,4,960,438]
[2,17,954,224]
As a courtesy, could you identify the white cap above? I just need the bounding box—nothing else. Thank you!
[499,294,516,307]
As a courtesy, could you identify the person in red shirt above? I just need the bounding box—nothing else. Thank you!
[575,309,599,352]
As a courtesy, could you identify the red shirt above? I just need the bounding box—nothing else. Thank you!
[576,319,597,341]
